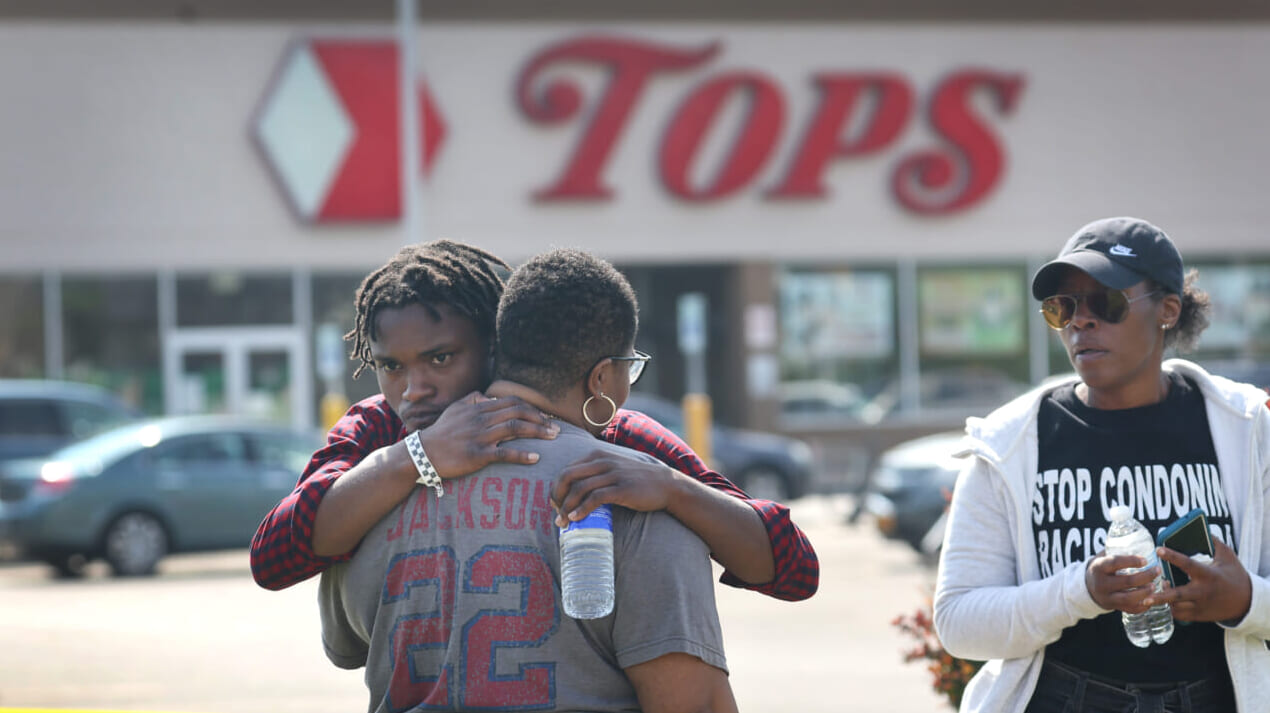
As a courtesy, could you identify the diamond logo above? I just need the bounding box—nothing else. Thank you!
[252,38,448,223]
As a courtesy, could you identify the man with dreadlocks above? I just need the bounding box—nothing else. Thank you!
[250,240,818,604]
[320,248,738,712]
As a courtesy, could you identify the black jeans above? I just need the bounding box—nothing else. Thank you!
[1024,659,1237,713]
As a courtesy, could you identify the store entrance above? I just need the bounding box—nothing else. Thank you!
[163,327,311,429]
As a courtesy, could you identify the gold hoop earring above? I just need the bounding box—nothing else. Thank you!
[582,393,617,428]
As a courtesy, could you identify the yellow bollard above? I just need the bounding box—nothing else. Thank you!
[681,393,713,468]
[320,390,351,432]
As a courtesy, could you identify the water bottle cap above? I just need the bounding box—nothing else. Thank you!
[1109,504,1131,522]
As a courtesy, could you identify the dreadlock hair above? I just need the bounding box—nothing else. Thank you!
[347,240,509,378]
[495,249,638,399]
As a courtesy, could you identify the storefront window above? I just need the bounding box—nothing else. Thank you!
[1186,261,1270,388]
[176,272,292,326]
[62,276,161,414]
[913,265,1030,419]
[0,275,44,378]
[1191,262,1270,359]
[777,267,897,423]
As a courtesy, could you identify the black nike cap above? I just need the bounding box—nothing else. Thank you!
[1031,216,1184,300]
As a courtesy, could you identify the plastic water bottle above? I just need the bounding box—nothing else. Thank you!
[1105,505,1173,647]
[559,504,615,619]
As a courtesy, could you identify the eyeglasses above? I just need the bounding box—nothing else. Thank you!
[606,350,652,385]
[1040,289,1160,330]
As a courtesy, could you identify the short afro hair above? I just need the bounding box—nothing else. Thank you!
[495,249,638,399]
[1149,268,1212,354]
[347,240,508,377]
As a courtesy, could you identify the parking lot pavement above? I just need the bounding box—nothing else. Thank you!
[0,495,949,713]
[717,495,949,712]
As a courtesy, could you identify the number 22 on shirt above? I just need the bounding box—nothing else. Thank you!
[383,545,559,711]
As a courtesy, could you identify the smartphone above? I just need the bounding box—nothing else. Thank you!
[1155,507,1214,587]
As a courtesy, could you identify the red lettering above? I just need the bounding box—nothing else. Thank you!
[768,73,913,197]
[461,548,556,707]
[890,69,1024,214]
[531,480,554,535]
[453,478,478,530]
[506,479,531,530]
[386,501,407,541]
[515,36,1024,215]
[480,478,503,529]
[660,72,784,201]
[384,548,457,709]
[407,493,431,535]
[516,35,718,200]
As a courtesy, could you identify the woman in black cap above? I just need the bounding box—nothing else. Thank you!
[932,217,1270,712]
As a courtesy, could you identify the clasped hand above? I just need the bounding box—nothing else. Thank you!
[420,392,559,477]
[1085,538,1251,624]
[550,449,680,528]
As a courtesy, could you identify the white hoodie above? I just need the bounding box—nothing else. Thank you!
[933,359,1270,712]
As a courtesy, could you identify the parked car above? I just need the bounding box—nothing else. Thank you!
[0,415,321,577]
[777,379,870,422]
[859,367,1029,424]
[863,431,964,557]
[622,392,815,502]
[0,379,142,464]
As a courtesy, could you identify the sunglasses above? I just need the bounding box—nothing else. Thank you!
[1040,289,1160,330]
[605,350,652,385]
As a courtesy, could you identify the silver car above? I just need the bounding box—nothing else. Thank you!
[0,415,321,577]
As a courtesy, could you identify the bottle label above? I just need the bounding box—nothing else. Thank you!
[1116,551,1161,578]
[562,505,613,534]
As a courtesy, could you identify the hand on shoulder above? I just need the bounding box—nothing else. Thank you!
[418,392,559,478]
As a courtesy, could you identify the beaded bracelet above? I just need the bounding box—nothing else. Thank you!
[405,430,444,497]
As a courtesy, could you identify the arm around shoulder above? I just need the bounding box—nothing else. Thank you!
[606,409,819,600]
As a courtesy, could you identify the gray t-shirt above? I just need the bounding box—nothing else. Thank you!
[319,421,727,713]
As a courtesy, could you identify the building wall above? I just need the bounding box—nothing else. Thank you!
[2,22,1268,271]
[1,18,1268,476]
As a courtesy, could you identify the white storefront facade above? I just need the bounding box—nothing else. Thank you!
[2,13,1267,459]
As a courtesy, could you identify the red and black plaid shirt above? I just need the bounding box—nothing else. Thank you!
[250,394,819,601]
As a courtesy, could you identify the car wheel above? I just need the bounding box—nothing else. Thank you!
[740,467,791,502]
[102,512,168,577]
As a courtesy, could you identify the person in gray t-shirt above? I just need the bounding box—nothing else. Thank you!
[319,248,737,713]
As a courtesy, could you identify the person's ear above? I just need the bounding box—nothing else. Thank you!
[586,357,612,397]
[1159,293,1182,329]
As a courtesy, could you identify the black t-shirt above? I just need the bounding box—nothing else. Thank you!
[1036,373,1236,683]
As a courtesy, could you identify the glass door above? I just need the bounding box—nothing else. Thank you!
[163,327,311,429]
[245,349,292,423]
[179,351,228,415]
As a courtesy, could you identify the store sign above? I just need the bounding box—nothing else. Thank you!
[252,39,447,223]
[517,35,1025,215]
[255,34,1023,222]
